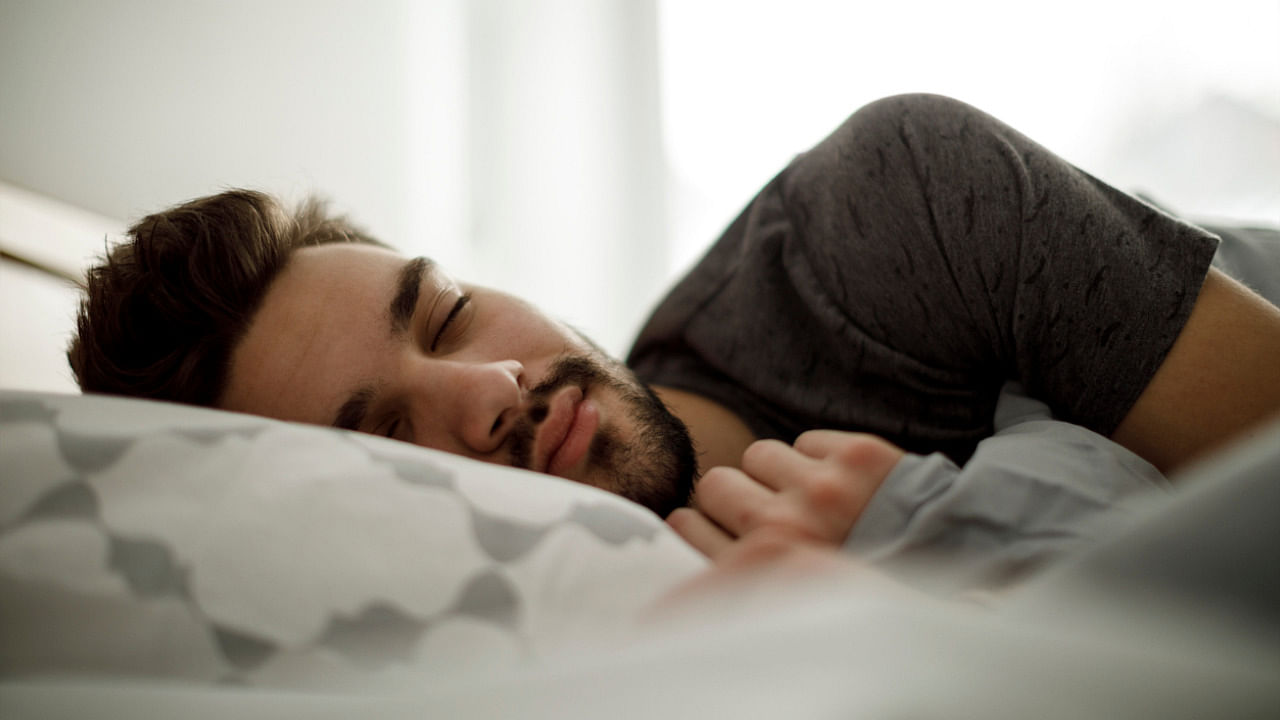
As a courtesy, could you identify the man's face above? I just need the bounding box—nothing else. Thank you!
[220,244,696,516]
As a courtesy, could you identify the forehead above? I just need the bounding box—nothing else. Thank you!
[218,243,421,423]
[278,243,410,300]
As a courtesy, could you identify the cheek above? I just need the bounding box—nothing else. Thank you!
[488,305,582,355]
[472,291,596,368]
[514,320,584,362]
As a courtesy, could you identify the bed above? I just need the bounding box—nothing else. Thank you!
[3,182,1279,718]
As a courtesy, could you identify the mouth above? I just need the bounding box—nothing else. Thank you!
[535,385,600,477]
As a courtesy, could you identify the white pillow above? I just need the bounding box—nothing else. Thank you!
[0,390,706,688]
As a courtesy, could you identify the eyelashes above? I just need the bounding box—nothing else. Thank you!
[375,294,472,441]
[430,294,472,352]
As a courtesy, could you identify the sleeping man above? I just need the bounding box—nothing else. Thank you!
[68,94,1280,582]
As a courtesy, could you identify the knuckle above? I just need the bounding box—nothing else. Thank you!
[734,532,795,565]
[665,507,695,528]
[726,501,786,535]
[757,504,792,527]
[734,505,763,531]
[697,466,735,492]
[805,473,855,507]
[831,434,895,469]
[749,524,822,556]
[792,429,827,453]
[796,428,837,442]
[741,438,784,470]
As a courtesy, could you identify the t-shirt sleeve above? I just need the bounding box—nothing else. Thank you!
[629,94,1220,456]
[776,94,1219,436]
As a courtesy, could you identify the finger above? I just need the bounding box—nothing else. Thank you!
[666,507,735,559]
[740,438,824,491]
[717,527,859,574]
[793,430,904,475]
[693,465,778,537]
[714,525,814,569]
[792,430,875,459]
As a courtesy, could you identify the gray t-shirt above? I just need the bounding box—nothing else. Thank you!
[627,94,1219,464]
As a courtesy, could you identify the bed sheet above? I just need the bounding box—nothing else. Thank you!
[4,415,1280,718]
[2,217,1278,716]
[5,395,1280,719]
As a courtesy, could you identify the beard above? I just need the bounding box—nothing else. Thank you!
[505,354,697,518]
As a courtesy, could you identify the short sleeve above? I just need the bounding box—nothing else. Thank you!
[778,93,1220,435]
[629,94,1219,460]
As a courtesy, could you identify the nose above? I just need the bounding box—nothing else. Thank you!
[433,359,525,455]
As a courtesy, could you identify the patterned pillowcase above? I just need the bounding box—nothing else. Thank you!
[0,390,706,688]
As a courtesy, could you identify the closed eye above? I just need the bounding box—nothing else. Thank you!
[431,294,472,351]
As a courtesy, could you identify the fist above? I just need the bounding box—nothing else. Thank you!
[668,430,904,560]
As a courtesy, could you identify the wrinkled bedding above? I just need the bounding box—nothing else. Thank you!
[3,219,1279,717]
[3,390,1280,718]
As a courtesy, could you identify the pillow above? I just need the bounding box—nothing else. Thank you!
[0,390,706,688]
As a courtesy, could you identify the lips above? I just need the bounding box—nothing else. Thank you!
[535,385,599,477]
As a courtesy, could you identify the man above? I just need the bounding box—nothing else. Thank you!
[69,94,1280,570]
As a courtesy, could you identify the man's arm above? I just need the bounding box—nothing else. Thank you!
[1112,267,1280,475]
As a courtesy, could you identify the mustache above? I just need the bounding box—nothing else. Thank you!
[508,354,615,469]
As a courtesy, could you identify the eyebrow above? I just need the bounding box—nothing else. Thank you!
[330,256,433,432]
[390,256,433,336]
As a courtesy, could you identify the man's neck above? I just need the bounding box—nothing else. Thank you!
[652,385,758,476]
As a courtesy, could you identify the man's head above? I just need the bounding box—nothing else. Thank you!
[70,190,697,515]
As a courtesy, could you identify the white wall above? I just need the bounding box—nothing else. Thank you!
[4,0,1276,378]
[0,0,667,358]
[0,0,411,245]
[461,0,668,354]
[0,180,123,392]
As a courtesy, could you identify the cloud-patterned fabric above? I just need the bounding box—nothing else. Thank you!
[0,391,706,687]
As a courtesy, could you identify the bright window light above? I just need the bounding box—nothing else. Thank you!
[658,0,1280,274]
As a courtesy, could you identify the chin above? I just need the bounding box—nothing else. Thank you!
[524,352,697,516]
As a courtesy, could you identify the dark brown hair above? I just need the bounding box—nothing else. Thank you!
[68,189,384,406]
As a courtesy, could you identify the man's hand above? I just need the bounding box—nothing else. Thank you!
[667,430,904,560]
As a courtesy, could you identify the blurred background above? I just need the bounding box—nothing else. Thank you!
[2,0,1278,370]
